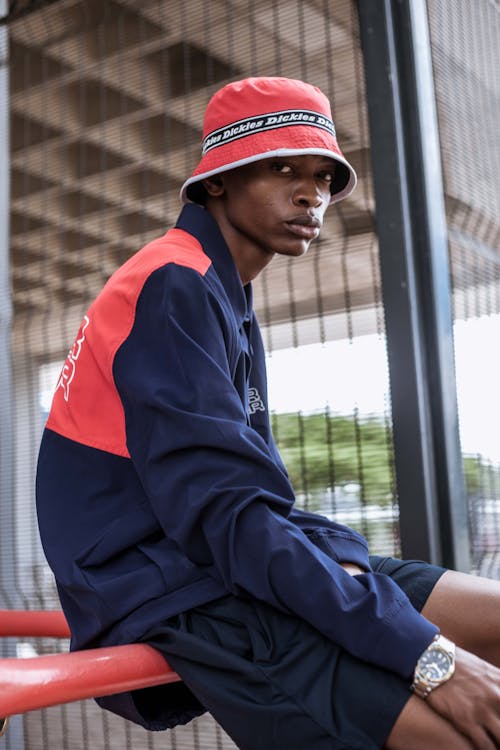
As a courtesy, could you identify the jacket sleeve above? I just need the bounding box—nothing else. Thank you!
[288,507,373,569]
[113,266,438,678]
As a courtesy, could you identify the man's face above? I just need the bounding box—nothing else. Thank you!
[211,154,335,259]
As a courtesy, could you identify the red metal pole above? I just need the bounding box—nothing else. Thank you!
[0,610,70,638]
[0,643,180,717]
[0,610,181,719]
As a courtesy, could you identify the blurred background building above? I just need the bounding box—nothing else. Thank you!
[0,0,498,747]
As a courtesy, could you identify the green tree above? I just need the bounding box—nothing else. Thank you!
[272,411,498,508]
[272,411,395,505]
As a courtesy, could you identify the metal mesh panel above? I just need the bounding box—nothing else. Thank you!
[4,1,396,747]
[427,0,500,577]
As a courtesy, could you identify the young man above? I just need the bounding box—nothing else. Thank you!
[36,77,500,749]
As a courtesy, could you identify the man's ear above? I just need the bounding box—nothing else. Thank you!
[202,175,225,197]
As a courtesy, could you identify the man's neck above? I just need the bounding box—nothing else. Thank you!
[205,201,275,285]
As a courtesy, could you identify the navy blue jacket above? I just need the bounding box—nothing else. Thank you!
[36,204,437,729]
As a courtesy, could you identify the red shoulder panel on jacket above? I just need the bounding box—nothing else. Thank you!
[46,229,211,457]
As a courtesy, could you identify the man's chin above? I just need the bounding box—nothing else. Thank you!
[277,241,311,258]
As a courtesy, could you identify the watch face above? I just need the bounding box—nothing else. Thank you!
[419,649,453,681]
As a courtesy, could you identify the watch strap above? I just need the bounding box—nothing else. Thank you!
[411,634,456,699]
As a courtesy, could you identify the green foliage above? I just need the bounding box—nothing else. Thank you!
[272,411,395,504]
[271,411,498,509]
[463,455,500,497]
[463,455,482,495]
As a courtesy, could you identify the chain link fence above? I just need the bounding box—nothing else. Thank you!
[427,0,500,577]
[1,0,498,747]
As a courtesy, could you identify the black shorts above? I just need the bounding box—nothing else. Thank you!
[139,556,446,749]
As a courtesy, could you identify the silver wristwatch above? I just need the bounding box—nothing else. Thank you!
[411,634,456,699]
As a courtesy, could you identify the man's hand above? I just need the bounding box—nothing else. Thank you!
[426,646,500,749]
[340,562,500,745]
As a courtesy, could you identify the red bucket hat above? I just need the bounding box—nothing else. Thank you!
[180,76,357,205]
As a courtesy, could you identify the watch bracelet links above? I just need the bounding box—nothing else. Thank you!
[412,681,435,700]
[411,633,456,700]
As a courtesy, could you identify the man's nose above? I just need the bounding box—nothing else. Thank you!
[293,179,324,207]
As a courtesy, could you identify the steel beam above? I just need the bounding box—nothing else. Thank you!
[0,5,26,746]
[0,1,16,607]
[357,0,470,570]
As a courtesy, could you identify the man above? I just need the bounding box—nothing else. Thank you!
[36,77,500,749]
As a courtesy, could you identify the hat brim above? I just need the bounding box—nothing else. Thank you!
[181,148,357,206]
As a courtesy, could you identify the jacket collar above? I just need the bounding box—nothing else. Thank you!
[175,203,252,327]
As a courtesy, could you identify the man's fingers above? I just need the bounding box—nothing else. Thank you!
[430,695,500,749]
[464,724,499,750]
[482,715,500,749]
[425,648,500,749]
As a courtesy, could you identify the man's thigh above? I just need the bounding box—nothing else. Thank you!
[145,557,446,749]
[420,567,500,665]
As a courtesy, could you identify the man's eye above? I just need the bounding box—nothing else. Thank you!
[272,162,293,174]
[319,171,334,183]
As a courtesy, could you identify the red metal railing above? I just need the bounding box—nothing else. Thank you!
[0,610,180,731]
[0,610,70,639]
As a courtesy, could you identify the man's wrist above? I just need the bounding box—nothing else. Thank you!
[411,634,456,699]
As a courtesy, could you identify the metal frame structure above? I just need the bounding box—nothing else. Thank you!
[0,7,25,746]
[1,3,472,580]
[0,0,482,740]
[0,0,14,604]
[357,0,470,570]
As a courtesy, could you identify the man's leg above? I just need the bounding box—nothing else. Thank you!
[386,569,500,749]
[146,594,421,750]
[421,570,500,666]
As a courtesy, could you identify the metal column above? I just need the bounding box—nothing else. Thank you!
[0,2,16,606]
[1,5,26,746]
[357,0,470,571]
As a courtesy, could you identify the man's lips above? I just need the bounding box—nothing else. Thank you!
[285,215,321,239]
